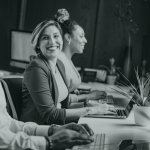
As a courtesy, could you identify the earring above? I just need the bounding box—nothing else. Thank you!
[68,41,70,45]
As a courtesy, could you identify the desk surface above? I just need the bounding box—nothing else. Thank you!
[79,82,150,145]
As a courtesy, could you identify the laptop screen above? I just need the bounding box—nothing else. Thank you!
[124,99,134,116]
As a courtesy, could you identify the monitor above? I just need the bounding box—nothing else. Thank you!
[10,29,37,69]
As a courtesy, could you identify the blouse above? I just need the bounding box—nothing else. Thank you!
[49,60,68,108]
[58,52,81,92]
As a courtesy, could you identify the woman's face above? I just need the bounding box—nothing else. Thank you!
[70,25,87,54]
[39,25,63,60]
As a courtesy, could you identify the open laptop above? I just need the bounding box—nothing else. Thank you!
[85,97,134,119]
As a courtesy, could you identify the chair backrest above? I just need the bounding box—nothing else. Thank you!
[0,81,13,117]
[0,77,23,120]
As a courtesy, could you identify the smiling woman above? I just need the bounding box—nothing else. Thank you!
[20,19,117,126]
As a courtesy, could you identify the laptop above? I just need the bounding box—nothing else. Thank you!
[85,97,134,119]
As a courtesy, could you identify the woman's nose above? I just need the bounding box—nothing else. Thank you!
[84,37,87,43]
[48,37,55,44]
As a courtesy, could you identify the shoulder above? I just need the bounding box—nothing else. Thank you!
[58,52,68,65]
[58,52,64,61]
[25,56,49,73]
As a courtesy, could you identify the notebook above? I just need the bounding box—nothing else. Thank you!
[85,97,134,119]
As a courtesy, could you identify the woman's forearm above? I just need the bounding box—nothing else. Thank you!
[65,107,88,122]
[77,94,88,102]
[69,94,87,103]
[69,102,84,108]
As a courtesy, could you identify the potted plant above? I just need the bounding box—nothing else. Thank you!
[111,67,150,126]
[98,58,120,85]
[115,0,139,81]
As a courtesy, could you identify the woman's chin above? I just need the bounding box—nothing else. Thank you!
[79,50,84,54]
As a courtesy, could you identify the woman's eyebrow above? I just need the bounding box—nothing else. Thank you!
[53,32,60,35]
[40,34,48,37]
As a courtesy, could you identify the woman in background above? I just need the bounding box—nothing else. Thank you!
[55,9,106,104]
[20,19,116,126]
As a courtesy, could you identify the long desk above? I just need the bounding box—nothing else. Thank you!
[79,82,150,145]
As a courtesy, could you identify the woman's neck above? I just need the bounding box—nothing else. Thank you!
[48,58,57,73]
[62,46,74,60]
[48,58,57,66]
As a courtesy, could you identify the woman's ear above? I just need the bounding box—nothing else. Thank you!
[64,33,71,45]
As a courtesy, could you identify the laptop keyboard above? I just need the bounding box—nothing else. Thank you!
[71,134,118,150]
[105,109,126,118]
[99,95,114,104]
[116,110,126,118]
[72,134,106,150]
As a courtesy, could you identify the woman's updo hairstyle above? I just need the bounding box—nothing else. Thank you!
[54,8,78,36]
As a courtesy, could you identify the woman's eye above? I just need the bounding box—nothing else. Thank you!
[54,35,59,38]
[42,36,49,40]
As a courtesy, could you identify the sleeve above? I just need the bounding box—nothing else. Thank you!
[5,108,50,136]
[24,64,66,125]
[0,129,46,150]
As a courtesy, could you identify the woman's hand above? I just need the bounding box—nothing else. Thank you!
[53,122,94,136]
[87,90,107,100]
[90,103,117,115]
[88,101,100,107]
[50,129,94,150]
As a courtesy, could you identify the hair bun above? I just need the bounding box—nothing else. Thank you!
[54,8,70,23]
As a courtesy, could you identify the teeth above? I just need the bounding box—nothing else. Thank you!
[47,46,58,50]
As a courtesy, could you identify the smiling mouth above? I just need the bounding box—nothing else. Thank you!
[47,46,59,51]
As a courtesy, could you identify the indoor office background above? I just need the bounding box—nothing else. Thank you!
[0,0,150,84]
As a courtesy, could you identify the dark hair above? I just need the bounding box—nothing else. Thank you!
[31,19,63,54]
[54,9,78,36]
[58,20,78,36]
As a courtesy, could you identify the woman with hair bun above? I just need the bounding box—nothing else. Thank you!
[20,18,116,126]
[55,9,107,104]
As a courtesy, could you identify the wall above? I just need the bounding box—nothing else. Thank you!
[0,0,20,72]
[0,0,150,83]
[91,0,150,83]
[24,0,99,68]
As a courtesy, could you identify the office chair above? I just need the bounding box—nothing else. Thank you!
[0,81,13,118]
[0,77,23,120]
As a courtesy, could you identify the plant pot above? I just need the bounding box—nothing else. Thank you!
[133,105,150,126]
[106,75,117,85]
